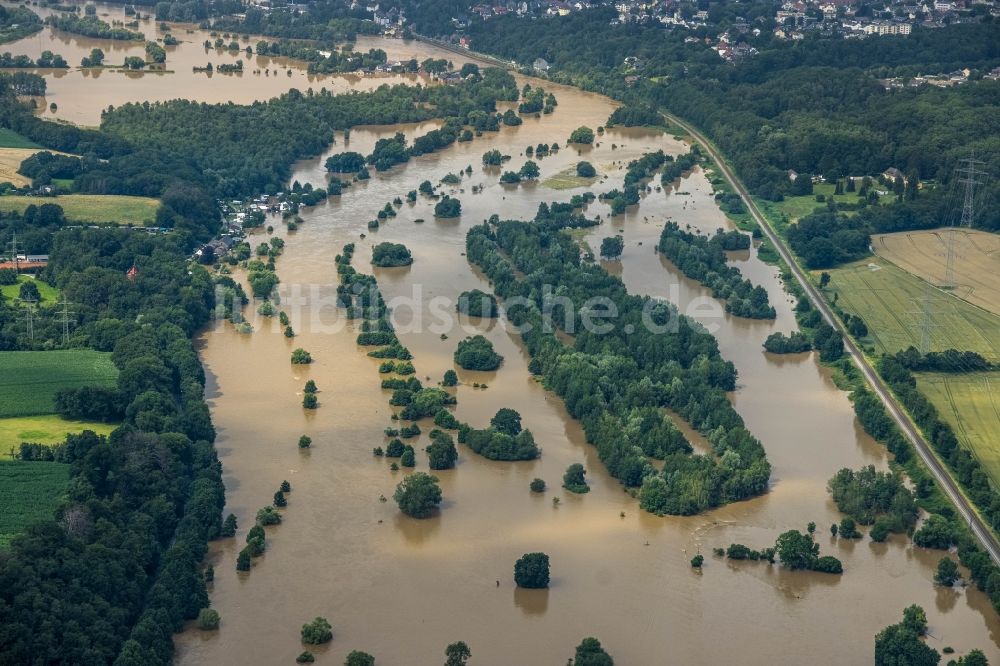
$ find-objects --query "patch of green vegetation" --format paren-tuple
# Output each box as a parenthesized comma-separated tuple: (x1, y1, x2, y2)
(825, 259, 1000, 362)
(0, 194, 160, 225)
(541, 167, 595, 191)
(0, 128, 41, 150)
(0, 415, 115, 452)
(0, 351, 119, 418)
(0, 460, 69, 547)
(0, 275, 60, 304)
(916, 372, 1000, 486)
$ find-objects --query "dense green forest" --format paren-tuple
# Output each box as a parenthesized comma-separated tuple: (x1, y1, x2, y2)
(98, 68, 517, 197)
(466, 206, 770, 514)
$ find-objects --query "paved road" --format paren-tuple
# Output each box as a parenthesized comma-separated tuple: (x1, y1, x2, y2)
(663, 113, 1000, 565)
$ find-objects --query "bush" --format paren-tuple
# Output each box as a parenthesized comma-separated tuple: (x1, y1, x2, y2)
(454, 335, 503, 370)
(236, 548, 251, 571)
(196, 608, 220, 630)
(302, 393, 318, 409)
(434, 409, 459, 429)
(514, 552, 550, 588)
(298, 435, 312, 448)
(296, 652, 315, 664)
(563, 463, 589, 494)
(291, 348, 312, 364)
(456, 289, 498, 317)
(301, 617, 332, 645)
(256, 506, 282, 526)
(935, 557, 959, 586)
(442, 369, 458, 386)
(568, 126, 595, 144)
(913, 514, 954, 550)
(427, 430, 458, 470)
(394, 472, 442, 518)
(811, 555, 843, 574)
(576, 161, 596, 178)
(763, 332, 811, 354)
(690, 554, 704, 568)
(434, 196, 462, 218)
(372, 242, 413, 267)
(529, 478, 546, 493)
(344, 651, 375, 666)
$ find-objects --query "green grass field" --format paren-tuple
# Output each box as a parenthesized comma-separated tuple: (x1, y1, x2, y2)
(0, 275, 60, 304)
(917, 372, 1000, 486)
(0, 414, 115, 452)
(0, 350, 119, 418)
(0, 194, 160, 225)
(0, 460, 69, 547)
(825, 259, 1000, 362)
(0, 129, 41, 150)
(754, 183, 892, 232)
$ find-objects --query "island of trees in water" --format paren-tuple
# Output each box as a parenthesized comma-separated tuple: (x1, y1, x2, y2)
(466, 204, 771, 514)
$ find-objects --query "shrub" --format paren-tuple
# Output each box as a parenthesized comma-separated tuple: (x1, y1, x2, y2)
(530, 478, 546, 493)
(514, 552, 550, 588)
(563, 463, 589, 494)
(454, 335, 503, 370)
(372, 242, 413, 267)
(394, 472, 442, 518)
(301, 617, 333, 645)
(291, 348, 312, 364)
(256, 506, 282, 525)
(298, 435, 312, 448)
(197, 608, 220, 630)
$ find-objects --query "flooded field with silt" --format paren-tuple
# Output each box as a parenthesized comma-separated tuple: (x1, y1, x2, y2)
(7, 10, 998, 663)
(174, 49, 999, 665)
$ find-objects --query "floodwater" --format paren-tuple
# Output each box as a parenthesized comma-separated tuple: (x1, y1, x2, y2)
(0, 1, 433, 125)
(8, 12, 999, 664)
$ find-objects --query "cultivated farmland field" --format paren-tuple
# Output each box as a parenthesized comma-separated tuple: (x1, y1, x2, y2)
(0, 194, 160, 225)
(0, 148, 41, 188)
(826, 258, 1000, 362)
(917, 372, 1000, 486)
(0, 350, 118, 418)
(873, 229, 1000, 316)
(0, 414, 115, 451)
(0, 460, 69, 547)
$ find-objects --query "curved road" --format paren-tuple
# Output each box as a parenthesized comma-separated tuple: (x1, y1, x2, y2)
(663, 113, 1000, 565)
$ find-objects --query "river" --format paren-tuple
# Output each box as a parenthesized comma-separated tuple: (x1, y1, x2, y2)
(4, 11, 999, 664)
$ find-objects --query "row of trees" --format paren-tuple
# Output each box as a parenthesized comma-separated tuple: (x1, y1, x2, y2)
(45, 14, 144, 40)
(658, 222, 775, 319)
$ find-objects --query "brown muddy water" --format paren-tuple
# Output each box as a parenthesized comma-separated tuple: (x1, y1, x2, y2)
(7, 14, 998, 664)
(177, 71, 1000, 665)
(0, 1, 435, 125)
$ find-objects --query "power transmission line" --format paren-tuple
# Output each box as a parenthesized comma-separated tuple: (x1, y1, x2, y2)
(55, 297, 75, 346)
(944, 156, 990, 289)
(20, 297, 36, 344)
